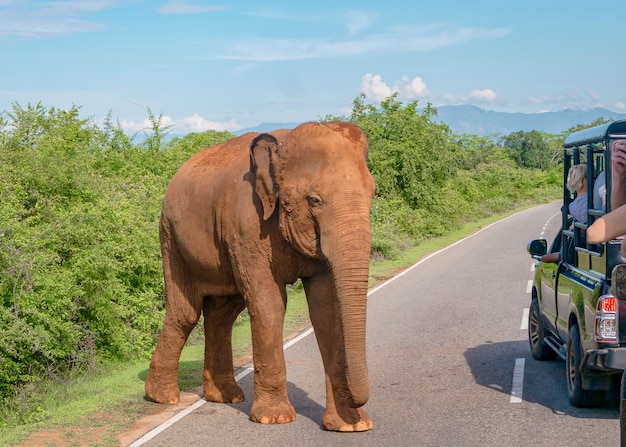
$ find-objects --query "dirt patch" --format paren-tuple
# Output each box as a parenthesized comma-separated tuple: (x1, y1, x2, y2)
(119, 352, 255, 447)
(17, 425, 109, 447)
(16, 331, 301, 447)
(117, 388, 204, 447)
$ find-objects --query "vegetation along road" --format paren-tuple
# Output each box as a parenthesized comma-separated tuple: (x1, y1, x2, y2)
(0, 101, 601, 445)
(125, 202, 619, 447)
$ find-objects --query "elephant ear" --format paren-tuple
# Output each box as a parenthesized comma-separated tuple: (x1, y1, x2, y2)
(250, 133, 279, 221)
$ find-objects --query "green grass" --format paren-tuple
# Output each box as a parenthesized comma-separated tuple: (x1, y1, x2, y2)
(0, 202, 543, 447)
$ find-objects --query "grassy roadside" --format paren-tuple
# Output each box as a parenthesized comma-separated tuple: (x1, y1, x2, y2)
(0, 204, 540, 447)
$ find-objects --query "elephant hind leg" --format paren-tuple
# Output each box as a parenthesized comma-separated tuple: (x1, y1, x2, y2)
(202, 294, 246, 403)
(145, 241, 203, 404)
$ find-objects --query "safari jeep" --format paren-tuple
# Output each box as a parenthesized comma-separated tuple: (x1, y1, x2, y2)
(527, 119, 626, 409)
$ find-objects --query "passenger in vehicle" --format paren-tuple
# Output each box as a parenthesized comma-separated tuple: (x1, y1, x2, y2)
(593, 169, 606, 210)
(588, 139, 626, 257)
(541, 251, 561, 263)
(541, 166, 589, 264)
(567, 164, 588, 223)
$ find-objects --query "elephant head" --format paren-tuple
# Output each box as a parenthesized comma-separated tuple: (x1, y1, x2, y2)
(250, 122, 375, 409)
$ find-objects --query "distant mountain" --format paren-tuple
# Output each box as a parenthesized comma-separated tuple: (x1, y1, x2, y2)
(233, 106, 626, 138)
(434, 105, 626, 136)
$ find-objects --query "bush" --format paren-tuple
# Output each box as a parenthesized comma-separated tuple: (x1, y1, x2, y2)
(351, 94, 562, 251)
(0, 103, 234, 405)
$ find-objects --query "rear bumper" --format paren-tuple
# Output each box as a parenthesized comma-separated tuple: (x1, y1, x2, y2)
(584, 348, 626, 372)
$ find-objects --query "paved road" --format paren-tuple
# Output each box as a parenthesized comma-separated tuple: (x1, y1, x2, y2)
(133, 202, 620, 447)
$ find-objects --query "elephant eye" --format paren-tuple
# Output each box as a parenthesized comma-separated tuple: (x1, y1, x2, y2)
(307, 194, 323, 208)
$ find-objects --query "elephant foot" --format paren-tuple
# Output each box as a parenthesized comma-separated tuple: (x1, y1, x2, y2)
(145, 380, 181, 404)
(249, 400, 296, 425)
(203, 380, 244, 403)
(322, 406, 373, 432)
(145, 370, 181, 404)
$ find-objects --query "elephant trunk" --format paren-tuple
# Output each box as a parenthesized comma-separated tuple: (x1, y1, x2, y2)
(324, 219, 371, 408)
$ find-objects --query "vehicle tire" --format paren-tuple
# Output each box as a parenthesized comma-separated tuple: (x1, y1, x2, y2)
(528, 299, 557, 361)
(566, 324, 605, 407)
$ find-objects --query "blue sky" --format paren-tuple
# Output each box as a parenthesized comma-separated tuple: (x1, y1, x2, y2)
(1, 0, 624, 134)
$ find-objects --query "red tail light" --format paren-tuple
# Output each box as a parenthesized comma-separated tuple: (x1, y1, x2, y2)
(595, 295, 617, 342)
(601, 297, 616, 313)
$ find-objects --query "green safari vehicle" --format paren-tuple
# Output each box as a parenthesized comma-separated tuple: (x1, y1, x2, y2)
(527, 120, 626, 438)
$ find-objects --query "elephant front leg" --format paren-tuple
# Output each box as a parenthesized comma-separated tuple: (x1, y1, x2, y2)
(246, 287, 296, 425)
(322, 376, 373, 432)
(303, 273, 373, 432)
(202, 295, 246, 403)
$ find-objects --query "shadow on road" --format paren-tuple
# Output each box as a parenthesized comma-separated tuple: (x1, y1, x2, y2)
(464, 339, 619, 420)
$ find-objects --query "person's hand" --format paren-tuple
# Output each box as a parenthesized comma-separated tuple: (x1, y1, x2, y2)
(612, 140, 626, 178)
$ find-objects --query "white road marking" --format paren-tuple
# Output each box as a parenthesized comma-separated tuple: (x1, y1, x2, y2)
(127, 398, 207, 447)
(526, 280, 533, 294)
(234, 367, 254, 382)
(521, 308, 529, 330)
(510, 358, 525, 403)
(283, 327, 314, 350)
(530, 263, 535, 272)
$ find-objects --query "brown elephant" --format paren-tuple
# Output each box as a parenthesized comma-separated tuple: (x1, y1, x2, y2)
(144, 121, 375, 432)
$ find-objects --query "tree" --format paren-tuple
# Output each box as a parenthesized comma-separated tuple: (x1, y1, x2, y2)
(500, 129, 551, 169)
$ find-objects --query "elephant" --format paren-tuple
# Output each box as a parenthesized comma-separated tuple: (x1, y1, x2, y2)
(144, 121, 375, 432)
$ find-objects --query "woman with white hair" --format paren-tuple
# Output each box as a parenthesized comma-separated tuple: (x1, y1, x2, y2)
(567, 164, 588, 223)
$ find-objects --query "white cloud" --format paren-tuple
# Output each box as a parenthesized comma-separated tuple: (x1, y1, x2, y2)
(360, 73, 505, 108)
(157, 1, 226, 14)
(178, 114, 240, 132)
(440, 89, 504, 107)
(585, 88, 601, 102)
(0, 0, 119, 39)
(360, 74, 395, 101)
(360, 74, 431, 102)
(36, 1, 120, 16)
(615, 102, 626, 110)
(469, 89, 497, 102)
(522, 90, 593, 109)
(119, 114, 241, 135)
(361, 73, 431, 101)
(215, 23, 511, 62)
(345, 10, 376, 34)
(400, 76, 430, 99)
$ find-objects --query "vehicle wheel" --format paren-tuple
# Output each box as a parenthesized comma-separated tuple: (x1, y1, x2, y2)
(528, 299, 557, 361)
(566, 324, 605, 407)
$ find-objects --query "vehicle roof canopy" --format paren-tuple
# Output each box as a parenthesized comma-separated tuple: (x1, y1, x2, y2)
(563, 119, 626, 148)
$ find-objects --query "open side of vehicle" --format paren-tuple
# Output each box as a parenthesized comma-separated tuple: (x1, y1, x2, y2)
(527, 119, 626, 408)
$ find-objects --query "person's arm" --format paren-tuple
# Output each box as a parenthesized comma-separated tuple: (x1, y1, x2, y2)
(587, 203, 626, 243)
(540, 252, 560, 263)
(611, 147, 626, 209)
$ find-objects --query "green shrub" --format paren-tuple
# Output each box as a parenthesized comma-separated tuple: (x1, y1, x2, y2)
(0, 103, 234, 407)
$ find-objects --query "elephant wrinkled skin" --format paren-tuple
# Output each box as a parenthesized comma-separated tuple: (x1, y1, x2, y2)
(144, 122, 375, 432)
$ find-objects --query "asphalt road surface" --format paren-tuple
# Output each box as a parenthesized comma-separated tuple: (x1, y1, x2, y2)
(131, 202, 621, 447)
